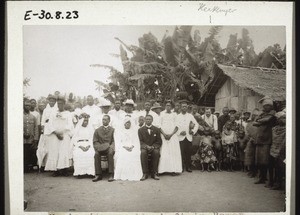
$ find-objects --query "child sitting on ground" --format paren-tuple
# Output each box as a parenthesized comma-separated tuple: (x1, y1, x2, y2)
(212, 130, 223, 171)
(199, 127, 217, 172)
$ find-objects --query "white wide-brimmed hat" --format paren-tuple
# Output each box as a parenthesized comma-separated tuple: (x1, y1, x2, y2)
(99, 99, 112, 107)
(124, 99, 135, 106)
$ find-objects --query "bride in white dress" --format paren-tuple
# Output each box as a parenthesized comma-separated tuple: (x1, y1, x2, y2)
(72, 114, 95, 177)
(114, 116, 143, 181)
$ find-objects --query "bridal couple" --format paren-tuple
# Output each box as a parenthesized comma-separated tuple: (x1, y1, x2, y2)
(92, 114, 163, 182)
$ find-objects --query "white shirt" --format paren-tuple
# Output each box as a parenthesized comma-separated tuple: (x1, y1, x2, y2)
(146, 125, 152, 134)
(108, 109, 126, 122)
(176, 112, 199, 142)
(202, 114, 218, 131)
(41, 104, 58, 126)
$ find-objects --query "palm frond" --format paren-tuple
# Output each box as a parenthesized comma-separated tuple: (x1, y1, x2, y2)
(90, 64, 122, 73)
(208, 26, 222, 40)
(128, 74, 157, 81)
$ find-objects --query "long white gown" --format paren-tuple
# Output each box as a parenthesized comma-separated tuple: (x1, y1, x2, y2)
(158, 111, 182, 173)
(114, 122, 143, 181)
(44, 110, 74, 171)
(37, 103, 58, 168)
(72, 120, 95, 176)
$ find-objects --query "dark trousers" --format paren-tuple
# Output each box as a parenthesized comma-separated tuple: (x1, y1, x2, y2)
(180, 138, 192, 170)
(141, 148, 160, 174)
(268, 155, 284, 186)
(258, 165, 268, 181)
(24, 144, 37, 171)
(94, 148, 114, 175)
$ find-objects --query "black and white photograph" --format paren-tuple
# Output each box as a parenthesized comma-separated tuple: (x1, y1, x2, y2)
(6, 1, 294, 215)
(22, 24, 287, 212)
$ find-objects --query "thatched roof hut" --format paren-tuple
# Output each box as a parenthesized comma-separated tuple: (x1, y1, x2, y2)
(199, 64, 286, 112)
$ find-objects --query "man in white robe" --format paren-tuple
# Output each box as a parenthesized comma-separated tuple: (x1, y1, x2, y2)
(82, 95, 102, 130)
(108, 99, 126, 123)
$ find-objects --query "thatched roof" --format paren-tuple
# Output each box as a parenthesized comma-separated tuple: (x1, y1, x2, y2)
(217, 64, 286, 101)
(199, 64, 286, 106)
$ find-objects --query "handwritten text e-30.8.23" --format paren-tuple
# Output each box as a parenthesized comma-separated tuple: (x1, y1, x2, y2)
(24, 10, 79, 20)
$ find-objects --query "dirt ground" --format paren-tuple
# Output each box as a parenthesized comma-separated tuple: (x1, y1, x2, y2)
(24, 169, 286, 213)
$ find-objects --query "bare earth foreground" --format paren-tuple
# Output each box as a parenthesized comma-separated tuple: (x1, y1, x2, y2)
(24, 170, 285, 212)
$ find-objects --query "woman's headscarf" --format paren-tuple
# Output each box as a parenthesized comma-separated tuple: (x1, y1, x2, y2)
(71, 113, 94, 143)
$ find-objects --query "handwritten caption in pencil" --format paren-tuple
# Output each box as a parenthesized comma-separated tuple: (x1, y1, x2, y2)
(198, 3, 237, 16)
(24, 10, 79, 21)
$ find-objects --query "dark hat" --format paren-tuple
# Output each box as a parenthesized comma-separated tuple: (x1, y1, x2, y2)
(258, 96, 273, 106)
(178, 99, 189, 104)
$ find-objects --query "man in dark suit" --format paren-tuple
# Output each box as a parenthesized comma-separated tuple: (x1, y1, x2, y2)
(138, 115, 162, 180)
(218, 107, 230, 133)
(92, 115, 115, 182)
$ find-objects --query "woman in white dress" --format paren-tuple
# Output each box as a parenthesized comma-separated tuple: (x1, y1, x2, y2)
(72, 113, 95, 177)
(114, 116, 143, 181)
(158, 100, 182, 175)
(43, 96, 74, 176)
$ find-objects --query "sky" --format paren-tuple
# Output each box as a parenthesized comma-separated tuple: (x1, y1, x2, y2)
(23, 25, 285, 100)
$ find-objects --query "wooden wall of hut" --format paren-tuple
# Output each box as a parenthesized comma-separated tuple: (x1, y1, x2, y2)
(214, 79, 263, 113)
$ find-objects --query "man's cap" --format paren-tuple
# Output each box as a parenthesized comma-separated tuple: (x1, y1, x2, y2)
(151, 102, 162, 110)
(258, 96, 273, 106)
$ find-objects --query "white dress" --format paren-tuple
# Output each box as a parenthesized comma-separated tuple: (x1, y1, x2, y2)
(44, 110, 74, 171)
(158, 111, 182, 173)
(37, 103, 58, 168)
(114, 126, 143, 181)
(72, 126, 95, 176)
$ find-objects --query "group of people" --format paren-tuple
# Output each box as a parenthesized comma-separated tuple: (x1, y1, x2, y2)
(23, 94, 286, 190)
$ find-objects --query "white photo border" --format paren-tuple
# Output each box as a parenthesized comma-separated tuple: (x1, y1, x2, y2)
(6, 1, 294, 215)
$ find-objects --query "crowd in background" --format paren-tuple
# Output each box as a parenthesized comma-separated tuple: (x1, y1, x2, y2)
(23, 93, 286, 190)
